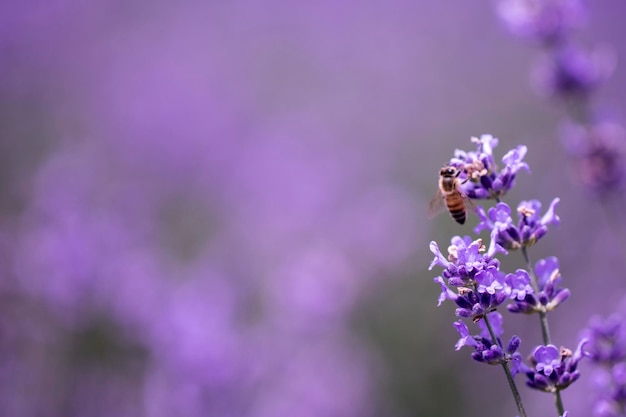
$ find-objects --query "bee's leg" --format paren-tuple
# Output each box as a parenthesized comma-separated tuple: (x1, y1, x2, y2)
(456, 167, 471, 184)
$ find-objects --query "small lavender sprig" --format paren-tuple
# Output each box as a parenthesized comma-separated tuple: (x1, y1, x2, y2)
(521, 340, 587, 410)
(450, 134, 530, 200)
(474, 199, 560, 254)
(507, 257, 570, 317)
(429, 136, 587, 417)
(474, 200, 565, 343)
(430, 236, 527, 417)
(472, 172, 571, 416)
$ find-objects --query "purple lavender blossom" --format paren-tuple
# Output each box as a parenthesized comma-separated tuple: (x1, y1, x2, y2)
(508, 258, 570, 314)
(430, 236, 515, 322)
(435, 267, 509, 322)
(561, 121, 626, 195)
(454, 320, 479, 350)
(582, 310, 626, 416)
(429, 235, 503, 286)
(522, 339, 588, 393)
(449, 134, 530, 200)
(496, 0, 587, 44)
(475, 199, 560, 251)
(430, 236, 510, 321)
(532, 44, 614, 99)
(506, 269, 534, 303)
(453, 313, 522, 374)
(455, 266, 510, 321)
(584, 313, 626, 365)
(588, 363, 626, 417)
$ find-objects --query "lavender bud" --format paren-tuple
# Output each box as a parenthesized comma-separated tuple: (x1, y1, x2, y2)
(507, 335, 521, 354)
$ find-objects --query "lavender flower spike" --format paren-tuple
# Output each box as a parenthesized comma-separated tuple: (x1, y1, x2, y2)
(582, 311, 626, 416)
(475, 198, 560, 250)
(430, 236, 509, 321)
(561, 121, 626, 196)
(434, 265, 510, 322)
(522, 339, 588, 393)
(428, 236, 501, 285)
(453, 312, 523, 374)
(583, 313, 626, 365)
(508, 257, 570, 314)
(449, 134, 530, 200)
(533, 44, 612, 99)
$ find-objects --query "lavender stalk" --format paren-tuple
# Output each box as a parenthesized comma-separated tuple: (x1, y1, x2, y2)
(429, 135, 586, 417)
(483, 312, 528, 417)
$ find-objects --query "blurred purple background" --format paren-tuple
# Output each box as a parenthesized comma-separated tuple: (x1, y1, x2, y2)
(2, 1, 626, 416)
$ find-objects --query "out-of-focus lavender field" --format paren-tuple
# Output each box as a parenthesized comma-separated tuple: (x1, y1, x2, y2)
(2, 1, 626, 416)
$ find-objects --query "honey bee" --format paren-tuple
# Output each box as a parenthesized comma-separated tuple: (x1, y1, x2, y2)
(429, 165, 475, 225)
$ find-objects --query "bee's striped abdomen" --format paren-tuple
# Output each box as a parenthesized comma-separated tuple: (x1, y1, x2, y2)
(446, 195, 466, 225)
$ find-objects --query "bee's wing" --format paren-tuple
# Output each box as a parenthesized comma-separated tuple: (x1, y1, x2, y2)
(427, 188, 445, 219)
(461, 192, 477, 213)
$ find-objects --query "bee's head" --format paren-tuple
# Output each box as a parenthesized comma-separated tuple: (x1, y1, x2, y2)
(440, 166, 458, 177)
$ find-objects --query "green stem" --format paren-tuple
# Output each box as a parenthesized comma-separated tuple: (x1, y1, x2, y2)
(521, 247, 565, 417)
(521, 247, 552, 344)
(483, 313, 527, 417)
(555, 389, 565, 416)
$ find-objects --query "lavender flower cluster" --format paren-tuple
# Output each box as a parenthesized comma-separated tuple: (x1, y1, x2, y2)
(496, 0, 626, 196)
(582, 308, 626, 416)
(429, 136, 587, 417)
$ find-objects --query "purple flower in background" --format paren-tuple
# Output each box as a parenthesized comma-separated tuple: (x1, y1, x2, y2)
(496, 0, 622, 203)
(508, 258, 570, 314)
(588, 363, 626, 417)
(496, 0, 587, 43)
(532, 44, 614, 99)
(449, 134, 529, 200)
(522, 339, 588, 393)
(5, 2, 427, 415)
(475, 199, 560, 250)
(584, 314, 626, 365)
(561, 121, 626, 195)
(11, 133, 404, 417)
(583, 309, 626, 416)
